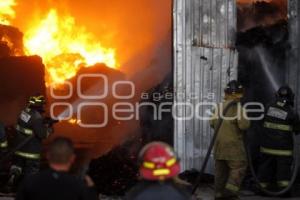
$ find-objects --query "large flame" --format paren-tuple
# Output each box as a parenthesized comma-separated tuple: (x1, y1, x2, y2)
(24, 9, 117, 86)
(0, 0, 16, 25)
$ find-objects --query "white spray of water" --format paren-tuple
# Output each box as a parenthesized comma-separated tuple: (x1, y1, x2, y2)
(255, 46, 280, 91)
(56, 81, 106, 120)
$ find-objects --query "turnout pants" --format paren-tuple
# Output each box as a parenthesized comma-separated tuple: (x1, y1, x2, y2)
(9, 155, 40, 187)
(257, 153, 293, 189)
(215, 160, 247, 199)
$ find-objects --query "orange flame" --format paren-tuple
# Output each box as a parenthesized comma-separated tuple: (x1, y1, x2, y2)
(24, 9, 117, 87)
(68, 118, 81, 125)
(0, 0, 16, 25)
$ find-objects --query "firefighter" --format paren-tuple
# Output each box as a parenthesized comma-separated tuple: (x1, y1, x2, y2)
(125, 142, 191, 200)
(210, 80, 250, 200)
(257, 86, 300, 191)
(0, 122, 8, 153)
(7, 95, 53, 189)
(0, 122, 8, 172)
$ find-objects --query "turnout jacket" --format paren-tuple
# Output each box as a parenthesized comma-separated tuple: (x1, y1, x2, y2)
(124, 180, 191, 200)
(14, 107, 50, 159)
(0, 122, 7, 149)
(260, 101, 300, 155)
(210, 100, 250, 161)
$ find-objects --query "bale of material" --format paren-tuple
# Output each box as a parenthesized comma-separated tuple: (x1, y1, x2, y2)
(0, 56, 46, 125)
(0, 25, 24, 57)
(49, 63, 130, 156)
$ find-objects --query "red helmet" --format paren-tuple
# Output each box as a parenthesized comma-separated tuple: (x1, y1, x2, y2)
(139, 142, 180, 181)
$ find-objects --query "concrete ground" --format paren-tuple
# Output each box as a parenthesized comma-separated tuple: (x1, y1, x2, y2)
(196, 186, 300, 200)
(0, 187, 299, 200)
(1, 196, 299, 200)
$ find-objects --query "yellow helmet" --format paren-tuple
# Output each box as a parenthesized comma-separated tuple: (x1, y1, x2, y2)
(28, 95, 46, 107)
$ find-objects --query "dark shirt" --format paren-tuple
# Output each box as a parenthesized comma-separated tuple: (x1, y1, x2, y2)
(124, 180, 192, 200)
(16, 169, 98, 200)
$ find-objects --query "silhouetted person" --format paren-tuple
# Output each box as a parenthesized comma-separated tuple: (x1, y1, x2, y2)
(16, 137, 97, 200)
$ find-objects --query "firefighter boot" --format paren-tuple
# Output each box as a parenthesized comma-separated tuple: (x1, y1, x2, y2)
(4, 165, 22, 193)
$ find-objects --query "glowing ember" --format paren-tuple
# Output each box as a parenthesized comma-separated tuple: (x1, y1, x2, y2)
(24, 9, 117, 87)
(68, 118, 81, 125)
(0, 0, 16, 25)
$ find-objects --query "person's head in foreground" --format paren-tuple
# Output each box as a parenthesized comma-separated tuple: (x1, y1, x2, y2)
(47, 137, 75, 172)
(139, 141, 180, 181)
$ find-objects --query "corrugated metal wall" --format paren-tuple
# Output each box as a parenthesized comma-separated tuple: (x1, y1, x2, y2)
(287, 0, 300, 159)
(287, 0, 300, 114)
(173, 0, 238, 172)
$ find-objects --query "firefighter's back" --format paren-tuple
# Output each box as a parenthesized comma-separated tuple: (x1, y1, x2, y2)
(16, 169, 93, 200)
(125, 180, 191, 200)
(261, 101, 297, 152)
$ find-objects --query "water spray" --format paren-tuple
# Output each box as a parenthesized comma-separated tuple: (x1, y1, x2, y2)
(255, 46, 280, 92)
(53, 80, 107, 123)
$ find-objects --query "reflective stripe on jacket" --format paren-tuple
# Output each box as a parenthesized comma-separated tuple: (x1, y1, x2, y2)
(15, 151, 40, 159)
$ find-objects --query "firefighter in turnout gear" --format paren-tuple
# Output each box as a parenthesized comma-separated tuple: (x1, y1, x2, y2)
(0, 122, 8, 152)
(7, 95, 53, 189)
(257, 86, 300, 191)
(125, 142, 191, 200)
(210, 80, 250, 200)
(0, 122, 8, 178)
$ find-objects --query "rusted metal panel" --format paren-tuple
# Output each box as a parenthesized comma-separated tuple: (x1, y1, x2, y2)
(287, 0, 300, 157)
(173, 0, 237, 172)
(287, 0, 300, 114)
(192, 0, 236, 48)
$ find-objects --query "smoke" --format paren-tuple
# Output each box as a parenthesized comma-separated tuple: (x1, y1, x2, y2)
(255, 46, 280, 91)
(237, 0, 287, 31)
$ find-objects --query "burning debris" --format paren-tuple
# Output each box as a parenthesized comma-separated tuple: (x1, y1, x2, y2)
(23, 9, 117, 87)
(0, 24, 23, 57)
(0, 0, 173, 197)
(0, 0, 16, 25)
(89, 137, 141, 196)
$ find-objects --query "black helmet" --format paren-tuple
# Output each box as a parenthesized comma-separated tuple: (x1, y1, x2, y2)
(28, 95, 46, 108)
(276, 86, 295, 106)
(224, 80, 244, 94)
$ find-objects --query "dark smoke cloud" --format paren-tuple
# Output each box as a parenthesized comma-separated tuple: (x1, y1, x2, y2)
(237, 0, 287, 31)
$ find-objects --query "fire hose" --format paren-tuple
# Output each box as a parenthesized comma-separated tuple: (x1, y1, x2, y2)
(192, 100, 299, 196)
(192, 100, 238, 194)
(244, 130, 299, 196)
(0, 135, 34, 164)
(0, 118, 58, 164)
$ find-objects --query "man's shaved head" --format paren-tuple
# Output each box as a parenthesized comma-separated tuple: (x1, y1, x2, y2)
(48, 137, 74, 164)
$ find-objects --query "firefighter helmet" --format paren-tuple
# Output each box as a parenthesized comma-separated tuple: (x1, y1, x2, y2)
(139, 142, 180, 181)
(276, 86, 295, 106)
(224, 80, 244, 94)
(28, 95, 46, 108)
